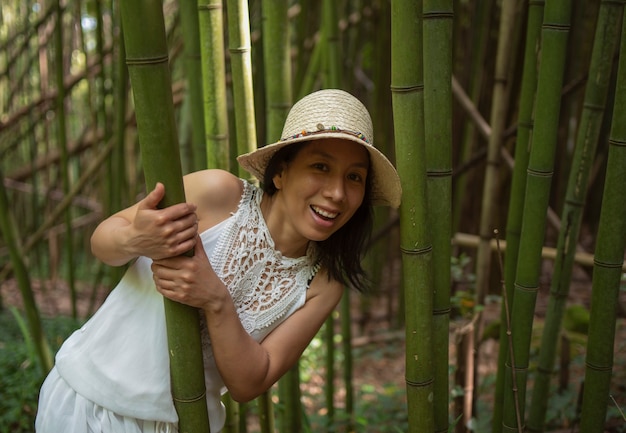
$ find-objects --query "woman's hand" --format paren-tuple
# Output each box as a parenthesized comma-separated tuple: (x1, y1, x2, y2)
(128, 182, 198, 260)
(90, 182, 198, 266)
(151, 235, 229, 310)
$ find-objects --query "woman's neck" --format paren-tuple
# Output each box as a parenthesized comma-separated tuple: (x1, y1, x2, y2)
(260, 194, 310, 258)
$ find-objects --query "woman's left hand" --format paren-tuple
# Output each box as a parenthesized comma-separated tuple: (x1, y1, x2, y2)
(151, 235, 228, 309)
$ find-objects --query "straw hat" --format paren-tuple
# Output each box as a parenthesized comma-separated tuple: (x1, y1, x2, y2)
(237, 89, 402, 208)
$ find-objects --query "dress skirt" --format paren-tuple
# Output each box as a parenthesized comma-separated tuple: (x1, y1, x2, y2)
(35, 367, 177, 433)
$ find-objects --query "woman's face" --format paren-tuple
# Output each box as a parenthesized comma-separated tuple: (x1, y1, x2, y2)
(270, 138, 370, 246)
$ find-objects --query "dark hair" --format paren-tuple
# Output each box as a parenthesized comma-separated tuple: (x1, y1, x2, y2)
(262, 141, 373, 292)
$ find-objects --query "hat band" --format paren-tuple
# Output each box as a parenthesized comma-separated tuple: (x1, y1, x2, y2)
(281, 123, 371, 144)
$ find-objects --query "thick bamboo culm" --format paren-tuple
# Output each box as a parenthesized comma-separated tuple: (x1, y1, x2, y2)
(422, 0, 453, 430)
(391, 0, 435, 431)
(118, 0, 210, 432)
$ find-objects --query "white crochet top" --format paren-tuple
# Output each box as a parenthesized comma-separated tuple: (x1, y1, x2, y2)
(208, 180, 319, 338)
(54, 180, 320, 432)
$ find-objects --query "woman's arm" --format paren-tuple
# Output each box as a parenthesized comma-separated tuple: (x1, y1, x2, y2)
(151, 239, 343, 402)
(90, 169, 241, 267)
(90, 182, 199, 266)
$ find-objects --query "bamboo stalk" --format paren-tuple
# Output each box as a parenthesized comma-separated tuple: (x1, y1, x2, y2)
(473, 2, 520, 427)
(260, 1, 302, 430)
(579, 7, 626, 430)
(198, 0, 230, 171)
(451, 0, 494, 234)
(474, 0, 517, 315)
(527, 2, 624, 430)
(321, 1, 343, 426)
(391, 0, 435, 431)
(502, 1, 572, 429)
(226, 0, 257, 178)
(180, 0, 207, 171)
(493, 2, 545, 431)
(0, 166, 53, 374)
(53, 0, 78, 319)
(423, 0, 453, 429)
(119, 0, 210, 431)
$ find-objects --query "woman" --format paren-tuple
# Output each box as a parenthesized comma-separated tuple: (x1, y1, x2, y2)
(35, 89, 401, 433)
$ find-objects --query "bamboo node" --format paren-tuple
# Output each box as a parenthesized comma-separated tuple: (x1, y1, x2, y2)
(585, 361, 613, 372)
(126, 55, 169, 66)
(405, 377, 434, 388)
(608, 138, 626, 147)
(593, 258, 624, 269)
(390, 84, 424, 93)
(173, 391, 207, 403)
(400, 245, 433, 255)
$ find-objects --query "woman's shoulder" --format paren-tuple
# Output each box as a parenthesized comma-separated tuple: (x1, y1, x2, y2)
(306, 267, 344, 306)
(184, 169, 246, 227)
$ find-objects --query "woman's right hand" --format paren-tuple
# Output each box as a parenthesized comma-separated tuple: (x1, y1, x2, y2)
(128, 182, 198, 260)
(90, 182, 198, 266)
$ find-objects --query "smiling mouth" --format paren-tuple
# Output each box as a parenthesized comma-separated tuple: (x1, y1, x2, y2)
(311, 205, 339, 220)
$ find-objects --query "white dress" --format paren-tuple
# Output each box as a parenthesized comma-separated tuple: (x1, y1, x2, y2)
(35, 181, 320, 433)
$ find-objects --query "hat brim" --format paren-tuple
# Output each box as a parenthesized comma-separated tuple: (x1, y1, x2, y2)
(237, 132, 402, 208)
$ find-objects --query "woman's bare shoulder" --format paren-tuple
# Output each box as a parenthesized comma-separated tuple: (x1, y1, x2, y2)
(306, 267, 344, 306)
(183, 169, 245, 226)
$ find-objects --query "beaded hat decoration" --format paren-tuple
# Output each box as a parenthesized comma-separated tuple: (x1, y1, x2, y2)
(237, 89, 402, 208)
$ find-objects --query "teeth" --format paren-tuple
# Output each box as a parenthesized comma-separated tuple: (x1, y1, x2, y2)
(312, 205, 338, 219)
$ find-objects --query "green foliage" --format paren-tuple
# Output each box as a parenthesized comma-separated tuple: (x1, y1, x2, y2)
(299, 332, 408, 432)
(0, 312, 79, 433)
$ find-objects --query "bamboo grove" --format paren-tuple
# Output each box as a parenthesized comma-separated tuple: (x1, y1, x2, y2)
(1, 0, 625, 432)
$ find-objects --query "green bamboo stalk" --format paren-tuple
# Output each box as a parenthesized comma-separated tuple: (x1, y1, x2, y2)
(226, 0, 257, 178)
(106, 7, 129, 286)
(365, 0, 394, 322)
(527, 2, 624, 431)
(493, 2, 544, 431)
(262, 0, 292, 143)
(501, 1, 572, 430)
(474, 0, 517, 312)
(579, 7, 626, 430)
(473, 1, 518, 426)
(0, 166, 53, 374)
(422, 0, 453, 430)
(109, 10, 129, 215)
(451, 0, 494, 234)
(340, 290, 354, 429)
(180, 0, 207, 171)
(292, 0, 319, 95)
(324, 317, 336, 424)
(260, 1, 302, 430)
(53, 0, 78, 319)
(198, 0, 230, 170)
(119, 1, 210, 431)
(297, 35, 323, 100)
(94, 0, 109, 142)
(391, 0, 435, 431)
(322, 1, 342, 426)
(323, 0, 341, 87)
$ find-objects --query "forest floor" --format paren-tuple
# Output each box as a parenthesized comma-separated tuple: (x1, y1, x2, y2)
(1, 259, 625, 432)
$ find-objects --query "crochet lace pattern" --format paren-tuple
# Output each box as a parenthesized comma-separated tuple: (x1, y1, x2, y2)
(209, 181, 320, 335)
